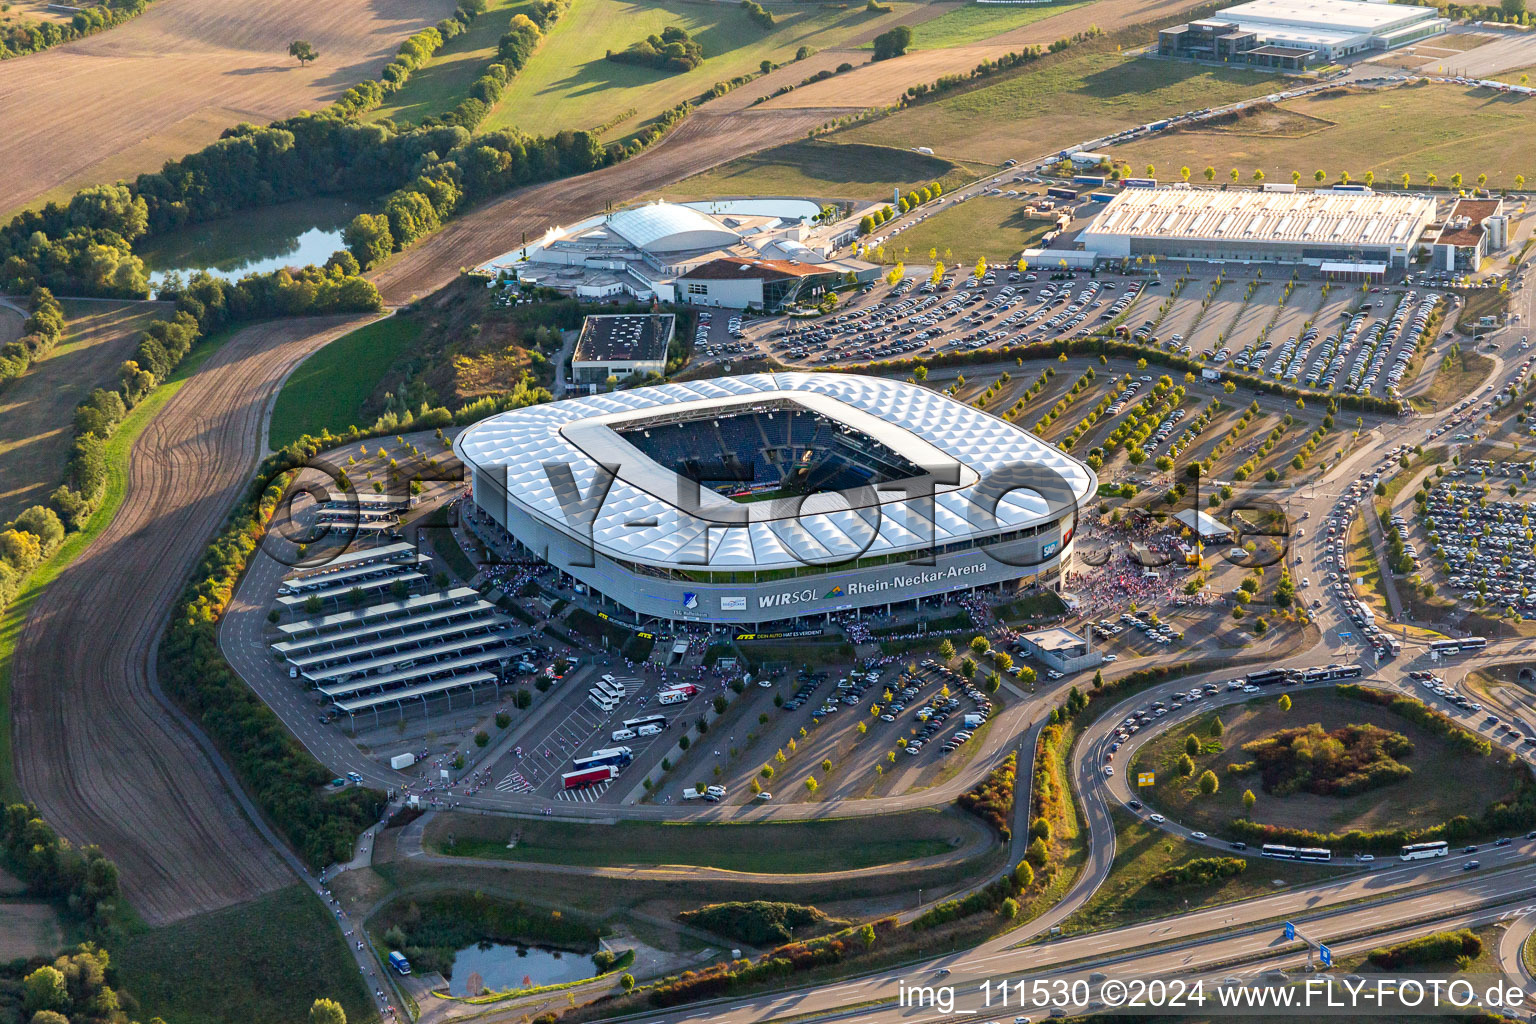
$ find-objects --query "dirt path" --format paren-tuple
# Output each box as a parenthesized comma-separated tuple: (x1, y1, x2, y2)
(0, 0, 456, 216)
(0, 301, 167, 524)
(9, 314, 375, 925)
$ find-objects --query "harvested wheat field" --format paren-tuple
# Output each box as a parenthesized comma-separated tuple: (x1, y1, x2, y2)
(0, 0, 456, 216)
(9, 314, 376, 925)
(0, 300, 167, 524)
(762, 0, 1210, 110)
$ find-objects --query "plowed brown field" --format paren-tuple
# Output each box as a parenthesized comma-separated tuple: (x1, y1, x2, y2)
(9, 314, 376, 924)
(0, 0, 455, 216)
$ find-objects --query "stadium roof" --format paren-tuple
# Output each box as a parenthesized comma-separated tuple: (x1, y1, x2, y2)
(1083, 187, 1435, 250)
(606, 202, 740, 253)
(455, 374, 1097, 571)
(677, 257, 832, 281)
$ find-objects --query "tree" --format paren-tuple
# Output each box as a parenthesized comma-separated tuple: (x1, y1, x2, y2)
(1253, 168, 1265, 182)
(804, 776, 818, 793)
(1314, 169, 1326, 183)
(938, 637, 955, 659)
(970, 635, 989, 655)
(1291, 170, 1301, 185)
(1229, 168, 1240, 183)
(872, 25, 912, 60)
(994, 650, 1013, 673)
(974, 256, 987, 280)
(1145, 163, 1156, 178)
(1243, 788, 1257, 815)
(343, 211, 394, 270)
(1180, 166, 1191, 182)
(1451, 172, 1463, 189)
(1278, 693, 1292, 712)
(1198, 769, 1219, 795)
(960, 658, 975, 679)
(1184, 733, 1201, 757)
(1177, 753, 1195, 777)
(1204, 166, 1216, 182)
(621, 974, 636, 992)
(1026, 836, 1049, 867)
(288, 39, 319, 65)
(23, 967, 68, 1015)
(1015, 859, 1035, 888)
(1209, 716, 1223, 738)
(1504, 0, 1527, 15)
(311, 999, 347, 1024)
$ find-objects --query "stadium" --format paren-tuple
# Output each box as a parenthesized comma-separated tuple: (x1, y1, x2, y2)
(455, 374, 1097, 628)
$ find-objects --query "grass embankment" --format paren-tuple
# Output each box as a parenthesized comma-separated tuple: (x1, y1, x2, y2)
(834, 49, 1276, 165)
(911, 0, 1092, 50)
(268, 314, 416, 449)
(1128, 692, 1524, 837)
(1060, 808, 1343, 935)
(1455, 288, 1510, 335)
(1409, 346, 1493, 413)
(1110, 80, 1536, 189)
(0, 326, 235, 801)
(112, 884, 373, 1024)
(657, 139, 982, 203)
(483, 0, 922, 137)
(889, 196, 1056, 264)
(423, 812, 961, 872)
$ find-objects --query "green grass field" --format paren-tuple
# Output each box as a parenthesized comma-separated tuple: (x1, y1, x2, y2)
(1060, 808, 1343, 935)
(0, 326, 235, 801)
(112, 885, 374, 1024)
(368, 0, 532, 125)
(911, 0, 1091, 50)
(480, 0, 919, 138)
(1409, 347, 1493, 413)
(833, 49, 1278, 165)
(883, 195, 1055, 265)
(1129, 691, 1525, 837)
(1108, 80, 1536, 188)
(652, 139, 982, 202)
(268, 315, 419, 449)
(425, 811, 968, 872)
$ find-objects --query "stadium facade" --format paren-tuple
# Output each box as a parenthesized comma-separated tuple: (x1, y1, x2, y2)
(455, 374, 1096, 627)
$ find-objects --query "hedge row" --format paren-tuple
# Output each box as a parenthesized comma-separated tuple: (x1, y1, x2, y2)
(1366, 929, 1481, 970)
(331, 0, 492, 118)
(957, 751, 1016, 841)
(0, 0, 152, 60)
(0, 288, 65, 389)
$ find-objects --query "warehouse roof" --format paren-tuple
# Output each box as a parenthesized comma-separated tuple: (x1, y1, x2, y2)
(1434, 199, 1501, 248)
(1082, 187, 1435, 250)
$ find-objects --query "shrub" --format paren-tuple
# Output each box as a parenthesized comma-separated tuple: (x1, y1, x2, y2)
(678, 901, 841, 945)
(957, 752, 1015, 840)
(1150, 856, 1246, 887)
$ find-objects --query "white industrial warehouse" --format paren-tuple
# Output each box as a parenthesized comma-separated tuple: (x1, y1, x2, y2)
(1078, 187, 1437, 268)
(1157, 0, 1447, 66)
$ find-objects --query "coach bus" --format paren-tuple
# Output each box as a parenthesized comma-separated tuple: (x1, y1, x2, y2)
(1262, 844, 1333, 862)
(1400, 841, 1449, 861)
(622, 714, 667, 732)
(572, 747, 634, 772)
(1431, 637, 1485, 656)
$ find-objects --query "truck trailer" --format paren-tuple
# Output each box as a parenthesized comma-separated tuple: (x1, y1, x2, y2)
(562, 765, 618, 789)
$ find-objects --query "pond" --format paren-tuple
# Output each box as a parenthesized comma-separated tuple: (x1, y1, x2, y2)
(447, 943, 595, 996)
(137, 197, 368, 287)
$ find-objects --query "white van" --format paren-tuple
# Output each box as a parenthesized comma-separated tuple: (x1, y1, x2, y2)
(681, 788, 704, 800)
(637, 723, 663, 737)
(611, 728, 636, 742)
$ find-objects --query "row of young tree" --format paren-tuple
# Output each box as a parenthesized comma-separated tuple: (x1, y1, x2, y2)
(0, 288, 65, 389)
(0, 0, 152, 60)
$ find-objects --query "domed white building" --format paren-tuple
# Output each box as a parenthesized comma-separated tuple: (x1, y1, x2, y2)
(479, 198, 877, 310)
